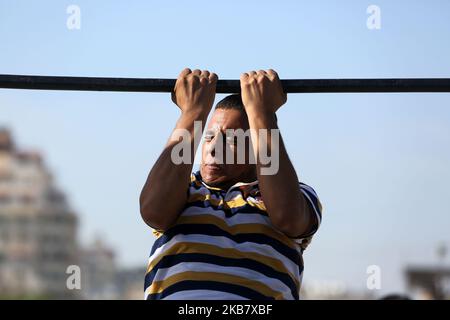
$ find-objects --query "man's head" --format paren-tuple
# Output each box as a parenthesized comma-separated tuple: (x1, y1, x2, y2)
(200, 94, 257, 189)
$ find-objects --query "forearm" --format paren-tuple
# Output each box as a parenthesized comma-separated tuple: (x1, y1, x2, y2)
(247, 111, 312, 237)
(139, 110, 207, 230)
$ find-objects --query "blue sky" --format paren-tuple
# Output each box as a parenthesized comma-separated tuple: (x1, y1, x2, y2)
(1, 0, 450, 296)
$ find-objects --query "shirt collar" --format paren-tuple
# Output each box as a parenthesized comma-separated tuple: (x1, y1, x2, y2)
(194, 171, 258, 193)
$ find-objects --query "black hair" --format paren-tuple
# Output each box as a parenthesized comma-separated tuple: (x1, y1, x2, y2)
(215, 94, 277, 122)
(215, 94, 246, 113)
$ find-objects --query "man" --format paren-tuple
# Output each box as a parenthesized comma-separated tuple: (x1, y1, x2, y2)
(140, 68, 322, 300)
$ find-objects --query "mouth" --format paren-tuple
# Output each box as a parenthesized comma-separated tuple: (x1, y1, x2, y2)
(204, 163, 223, 171)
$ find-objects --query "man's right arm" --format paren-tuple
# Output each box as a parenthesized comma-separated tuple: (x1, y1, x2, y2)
(139, 68, 217, 231)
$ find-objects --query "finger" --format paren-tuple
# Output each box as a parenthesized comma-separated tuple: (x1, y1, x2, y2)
(257, 70, 267, 81)
(257, 70, 267, 75)
(209, 72, 218, 83)
(192, 69, 201, 76)
(240, 73, 249, 82)
(179, 68, 191, 77)
(267, 69, 279, 80)
(248, 71, 257, 77)
(202, 70, 210, 77)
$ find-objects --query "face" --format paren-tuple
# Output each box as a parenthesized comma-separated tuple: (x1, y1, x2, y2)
(200, 108, 256, 189)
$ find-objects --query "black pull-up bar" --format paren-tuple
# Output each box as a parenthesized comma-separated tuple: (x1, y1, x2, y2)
(0, 74, 450, 93)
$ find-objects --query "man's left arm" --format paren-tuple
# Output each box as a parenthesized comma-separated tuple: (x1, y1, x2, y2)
(240, 69, 318, 238)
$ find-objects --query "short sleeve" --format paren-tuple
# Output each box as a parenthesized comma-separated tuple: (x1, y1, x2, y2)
(292, 182, 323, 247)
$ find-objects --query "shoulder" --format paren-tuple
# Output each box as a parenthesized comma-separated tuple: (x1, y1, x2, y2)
(298, 182, 323, 213)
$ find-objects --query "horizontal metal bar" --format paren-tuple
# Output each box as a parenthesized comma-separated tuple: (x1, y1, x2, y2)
(0, 74, 450, 93)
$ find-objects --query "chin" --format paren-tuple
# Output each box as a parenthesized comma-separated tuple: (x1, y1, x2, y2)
(201, 168, 226, 185)
(203, 174, 225, 186)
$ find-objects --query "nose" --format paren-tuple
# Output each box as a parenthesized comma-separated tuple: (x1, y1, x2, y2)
(209, 141, 216, 157)
(207, 135, 220, 157)
(206, 133, 225, 162)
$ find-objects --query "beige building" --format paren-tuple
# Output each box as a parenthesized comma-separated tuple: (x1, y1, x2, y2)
(0, 129, 78, 298)
(79, 237, 117, 299)
(0, 128, 147, 300)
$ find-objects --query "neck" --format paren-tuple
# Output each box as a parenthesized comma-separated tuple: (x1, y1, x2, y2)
(215, 169, 258, 190)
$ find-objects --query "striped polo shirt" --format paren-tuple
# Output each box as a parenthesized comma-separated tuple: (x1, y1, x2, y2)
(144, 171, 322, 300)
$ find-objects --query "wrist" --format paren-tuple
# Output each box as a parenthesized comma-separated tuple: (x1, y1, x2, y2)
(181, 107, 210, 121)
(246, 108, 277, 124)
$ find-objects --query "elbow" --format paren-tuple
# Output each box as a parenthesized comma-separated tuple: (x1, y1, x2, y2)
(272, 218, 309, 238)
(269, 205, 312, 238)
(139, 193, 173, 232)
(139, 194, 154, 227)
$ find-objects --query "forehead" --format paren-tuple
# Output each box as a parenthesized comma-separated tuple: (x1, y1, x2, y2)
(206, 108, 248, 132)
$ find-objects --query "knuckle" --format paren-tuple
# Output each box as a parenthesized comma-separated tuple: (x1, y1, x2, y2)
(257, 75, 267, 83)
(269, 69, 279, 78)
(248, 78, 256, 85)
(180, 68, 191, 77)
(240, 74, 249, 83)
(210, 74, 218, 82)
